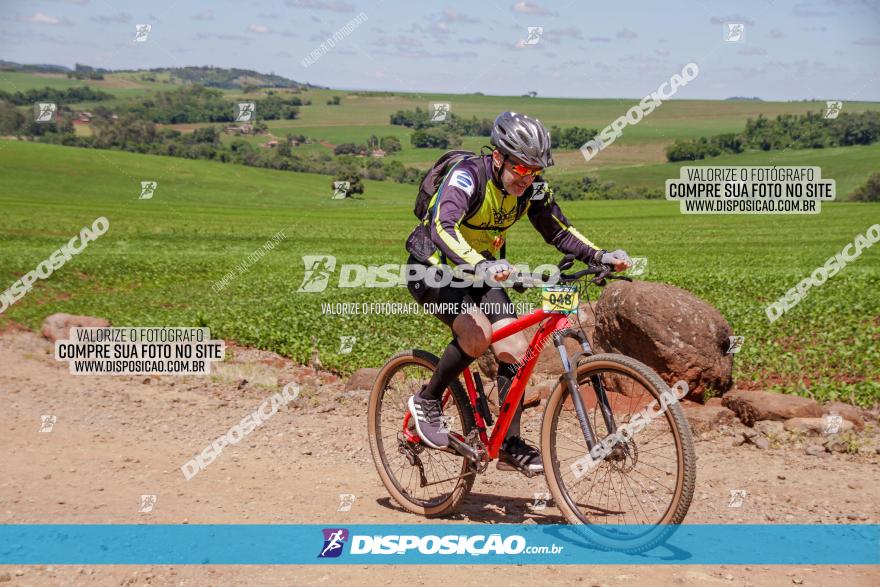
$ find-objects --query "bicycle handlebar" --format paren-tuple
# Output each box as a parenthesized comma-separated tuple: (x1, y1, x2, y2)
(510, 254, 633, 292)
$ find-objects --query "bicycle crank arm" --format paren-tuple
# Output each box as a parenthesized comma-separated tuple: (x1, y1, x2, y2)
(446, 434, 482, 464)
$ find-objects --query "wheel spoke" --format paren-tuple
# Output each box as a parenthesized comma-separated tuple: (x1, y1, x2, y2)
(368, 357, 475, 514)
(548, 362, 692, 532)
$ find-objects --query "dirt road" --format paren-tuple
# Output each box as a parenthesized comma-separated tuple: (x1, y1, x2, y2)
(1, 330, 877, 586)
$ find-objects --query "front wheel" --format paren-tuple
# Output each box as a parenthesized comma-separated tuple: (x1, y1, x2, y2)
(541, 353, 696, 553)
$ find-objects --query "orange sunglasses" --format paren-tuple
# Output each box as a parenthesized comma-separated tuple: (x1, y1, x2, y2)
(507, 160, 543, 177)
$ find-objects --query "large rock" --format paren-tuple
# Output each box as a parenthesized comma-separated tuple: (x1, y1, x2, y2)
(41, 313, 110, 342)
(753, 420, 786, 437)
(823, 402, 864, 431)
(784, 417, 855, 436)
(345, 367, 380, 391)
(523, 379, 557, 409)
(681, 402, 738, 434)
(722, 389, 823, 426)
(593, 280, 734, 402)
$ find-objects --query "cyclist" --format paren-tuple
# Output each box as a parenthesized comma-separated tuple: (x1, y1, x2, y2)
(406, 111, 632, 475)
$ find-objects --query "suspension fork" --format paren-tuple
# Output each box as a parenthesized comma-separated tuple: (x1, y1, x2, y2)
(553, 328, 618, 450)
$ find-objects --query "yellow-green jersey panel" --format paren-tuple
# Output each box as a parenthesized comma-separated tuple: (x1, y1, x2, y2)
(422, 155, 603, 267)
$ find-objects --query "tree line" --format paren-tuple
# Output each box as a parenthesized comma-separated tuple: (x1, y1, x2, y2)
(390, 107, 493, 149)
(114, 86, 304, 124)
(0, 86, 114, 106)
(666, 110, 880, 161)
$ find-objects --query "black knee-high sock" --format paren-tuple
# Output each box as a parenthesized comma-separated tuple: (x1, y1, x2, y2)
(497, 361, 518, 403)
(422, 339, 476, 401)
(497, 361, 522, 439)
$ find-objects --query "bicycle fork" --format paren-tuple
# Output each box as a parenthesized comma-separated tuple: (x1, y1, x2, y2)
(553, 328, 618, 453)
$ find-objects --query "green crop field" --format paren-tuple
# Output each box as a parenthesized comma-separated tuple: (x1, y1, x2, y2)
(1, 141, 877, 405)
(567, 142, 880, 197)
(6, 70, 880, 182)
(0, 70, 170, 99)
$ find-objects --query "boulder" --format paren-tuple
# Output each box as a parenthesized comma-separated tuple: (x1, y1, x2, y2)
(345, 367, 380, 392)
(822, 402, 864, 430)
(823, 435, 849, 453)
(805, 444, 826, 457)
(680, 402, 738, 434)
(784, 417, 855, 436)
(722, 390, 823, 426)
(523, 379, 557, 409)
(752, 436, 771, 450)
(753, 420, 786, 437)
(592, 280, 734, 402)
(41, 313, 110, 342)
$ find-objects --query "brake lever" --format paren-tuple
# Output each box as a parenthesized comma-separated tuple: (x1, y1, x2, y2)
(589, 264, 615, 287)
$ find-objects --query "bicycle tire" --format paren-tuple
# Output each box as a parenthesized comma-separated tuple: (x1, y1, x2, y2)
(541, 353, 696, 553)
(368, 349, 478, 517)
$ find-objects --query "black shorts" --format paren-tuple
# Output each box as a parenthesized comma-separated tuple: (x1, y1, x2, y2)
(405, 254, 518, 328)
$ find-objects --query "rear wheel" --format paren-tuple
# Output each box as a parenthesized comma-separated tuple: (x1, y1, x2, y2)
(541, 353, 696, 552)
(368, 349, 477, 517)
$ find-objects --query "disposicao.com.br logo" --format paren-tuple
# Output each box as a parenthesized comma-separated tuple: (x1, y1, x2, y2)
(317, 528, 562, 558)
(297, 254, 562, 292)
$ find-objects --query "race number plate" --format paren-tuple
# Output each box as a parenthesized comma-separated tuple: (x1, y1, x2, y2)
(542, 285, 578, 314)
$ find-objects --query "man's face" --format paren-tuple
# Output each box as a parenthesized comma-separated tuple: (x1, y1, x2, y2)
(492, 151, 542, 197)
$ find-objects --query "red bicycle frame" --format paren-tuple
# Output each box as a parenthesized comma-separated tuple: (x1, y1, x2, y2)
(402, 306, 578, 460)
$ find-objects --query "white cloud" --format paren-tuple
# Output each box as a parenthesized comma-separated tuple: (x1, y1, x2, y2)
(616, 28, 637, 39)
(285, 0, 355, 12)
(710, 15, 756, 25)
(512, 1, 556, 16)
(90, 13, 132, 24)
(249, 24, 270, 34)
(17, 12, 66, 25)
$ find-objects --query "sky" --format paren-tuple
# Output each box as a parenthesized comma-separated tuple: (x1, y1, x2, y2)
(2, 0, 879, 101)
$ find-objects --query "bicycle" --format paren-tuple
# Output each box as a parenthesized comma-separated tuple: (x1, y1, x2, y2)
(367, 254, 696, 553)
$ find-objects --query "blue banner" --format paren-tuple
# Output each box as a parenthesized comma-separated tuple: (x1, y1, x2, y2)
(0, 525, 876, 565)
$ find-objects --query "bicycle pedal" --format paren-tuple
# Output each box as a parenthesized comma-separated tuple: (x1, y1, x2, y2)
(496, 461, 543, 477)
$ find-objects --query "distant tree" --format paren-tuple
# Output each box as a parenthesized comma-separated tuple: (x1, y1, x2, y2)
(411, 128, 461, 149)
(332, 171, 364, 196)
(0, 100, 26, 135)
(550, 125, 597, 149)
(380, 135, 401, 153)
(327, 95, 341, 105)
(851, 172, 880, 202)
(334, 143, 359, 155)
